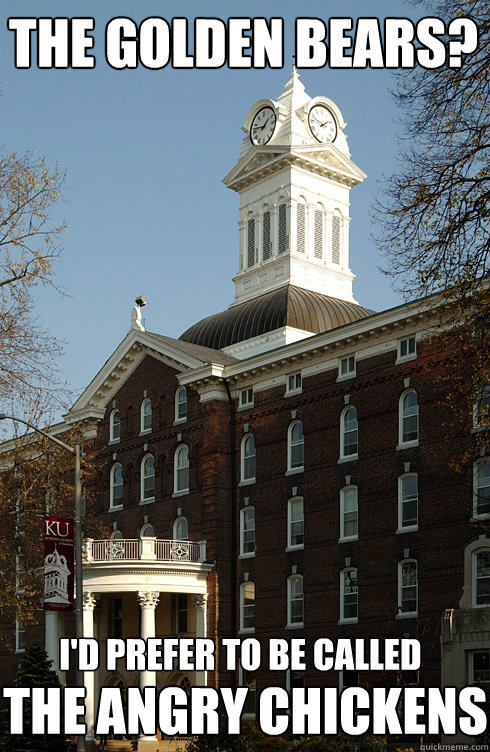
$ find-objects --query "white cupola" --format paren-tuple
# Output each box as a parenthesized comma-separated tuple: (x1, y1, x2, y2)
(223, 69, 367, 306)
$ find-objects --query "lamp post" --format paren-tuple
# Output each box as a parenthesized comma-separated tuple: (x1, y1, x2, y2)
(0, 414, 86, 752)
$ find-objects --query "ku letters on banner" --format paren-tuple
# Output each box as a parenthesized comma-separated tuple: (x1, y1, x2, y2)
(43, 516, 74, 612)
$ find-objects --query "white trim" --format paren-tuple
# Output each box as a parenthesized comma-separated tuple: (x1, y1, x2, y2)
(140, 398, 152, 434)
(473, 549, 490, 608)
(397, 559, 418, 618)
(339, 486, 358, 542)
(140, 453, 155, 504)
(397, 473, 418, 532)
(396, 335, 417, 364)
(340, 567, 358, 623)
(287, 420, 304, 472)
(109, 408, 121, 443)
(287, 574, 304, 627)
(240, 581, 255, 632)
(175, 387, 188, 423)
(241, 434, 256, 484)
(240, 506, 255, 557)
(174, 445, 189, 494)
(340, 405, 358, 460)
(110, 463, 123, 510)
(473, 458, 490, 519)
(287, 497, 304, 550)
(398, 389, 419, 447)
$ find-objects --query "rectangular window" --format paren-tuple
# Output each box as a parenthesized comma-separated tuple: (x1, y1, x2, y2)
(341, 569, 358, 621)
(240, 507, 255, 556)
(110, 597, 123, 638)
(288, 498, 304, 548)
(288, 576, 304, 626)
(475, 551, 490, 606)
(262, 211, 271, 261)
(474, 459, 490, 517)
(339, 355, 356, 378)
(340, 487, 358, 540)
(241, 582, 255, 631)
(286, 373, 302, 394)
(16, 553, 26, 593)
(470, 650, 489, 687)
(474, 383, 490, 428)
(399, 474, 418, 529)
(15, 618, 25, 653)
(399, 561, 418, 615)
(175, 593, 188, 633)
(398, 337, 417, 361)
(240, 388, 254, 408)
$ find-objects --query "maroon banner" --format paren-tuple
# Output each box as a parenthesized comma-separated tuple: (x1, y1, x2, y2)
(43, 516, 74, 612)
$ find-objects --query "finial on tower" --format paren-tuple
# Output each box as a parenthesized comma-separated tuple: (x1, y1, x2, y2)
(130, 295, 147, 332)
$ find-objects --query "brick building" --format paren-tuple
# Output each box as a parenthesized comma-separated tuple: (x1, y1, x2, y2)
(2, 71, 489, 748)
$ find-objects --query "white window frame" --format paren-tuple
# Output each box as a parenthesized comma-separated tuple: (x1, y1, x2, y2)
(473, 383, 490, 429)
(337, 355, 356, 381)
(240, 507, 255, 557)
(140, 398, 152, 434)
(239, 388, 254, 409)
(339, 486, 358, 542)
(240, 581, 255, 633)
(340, 406, 358, 461)
(287, 497, 304, 550)
(110, 463, 123, 510)
(175, 387, 188, 423)
(173, 516, 189, 541)
(174, 445, 189, 495)
(240, 434, 256, 485)
(109, 408, 121, 443)
(397, 473, 419, 532)
(398, 390, 419, 448)
(15, 617, 25, 654)
(473, 550, 490, 607)
(473, 458, 490, 519)
(140, 523, 155, 538)
(285, 372, 302, 396)
(469, 650, 489, 687)
(287, 420, 304, 473)
(396, 336, 417, 364)
(287, 574, 304, 628)
(339, 567, 358, 624)
(397, 559, 418, 618)
(140, 454, 155, 503)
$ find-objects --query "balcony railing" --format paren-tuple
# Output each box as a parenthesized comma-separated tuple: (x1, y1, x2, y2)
(84, 537, 206, 564)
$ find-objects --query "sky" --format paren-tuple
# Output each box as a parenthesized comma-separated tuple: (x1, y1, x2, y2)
(0, 1, 426, 412)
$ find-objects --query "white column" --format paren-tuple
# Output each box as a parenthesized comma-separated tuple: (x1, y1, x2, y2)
(45, 611, 60, 677)
(193, 594, 208, 687)
(83, 592, 98, 742)
(138, 591, 160, 749)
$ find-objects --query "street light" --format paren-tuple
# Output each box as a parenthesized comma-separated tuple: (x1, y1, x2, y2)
(0, 414, 86, 752)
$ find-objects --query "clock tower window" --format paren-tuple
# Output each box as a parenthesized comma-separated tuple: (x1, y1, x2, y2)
(247, 217, 256, 268)
(297, 203, 306, 254)
(278, 203, 288, 254)
(262, 210, 271, 261)
(314, 208, 324, 260)
(332, 211, 341, 265)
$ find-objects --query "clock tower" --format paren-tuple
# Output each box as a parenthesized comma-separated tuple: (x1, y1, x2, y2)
(223, 69, 367, 307)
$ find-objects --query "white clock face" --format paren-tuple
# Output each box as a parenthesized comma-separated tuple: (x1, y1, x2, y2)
(308, 105, 337, 144)
(250, 106, 277, 146)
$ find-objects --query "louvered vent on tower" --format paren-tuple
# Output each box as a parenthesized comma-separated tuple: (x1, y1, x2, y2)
(314, 209, 323, 259)
(278, 203, 287, 253)
(332, 213, 341, 265)
(297, 203, 306, 253)
(247, 218, 255, 268)
(263, 211, 271, 260)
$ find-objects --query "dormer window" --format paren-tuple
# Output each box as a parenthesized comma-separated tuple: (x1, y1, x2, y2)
(110, 409, 120, 442)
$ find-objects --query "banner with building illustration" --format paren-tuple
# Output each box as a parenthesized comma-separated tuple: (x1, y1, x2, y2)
(43, 516, 74, 612)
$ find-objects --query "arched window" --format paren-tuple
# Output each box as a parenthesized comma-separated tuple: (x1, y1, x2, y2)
(398, 474, 418, 530)
(287, 575, 304, 626)
(174, 445, 189, 494)
(473, 458, 490, 518)
(287, 497, 304, 549)
(288, 421, 304, 471)
(340, 407, 358, 459)
(331, 210, 341, 265)
(111, 529, 123, 540)
(140, 455, 155, 502)
(340, 568, 358, 622)
(173, 517, 189, 541)
(398, 559, 418, 617)
(314, 206, 324, 259)
(241, 435, 256, 483)
(110, 409, 120, 442)
(296, 202, 306, 254)
(110, 463, 123, 509)
(240, 507, 255, 556)
(340, 486, 358, 540)
(175, 387, 187, 422)
(140, 399, 152, 433)
(140, 523, 155, 538)
(262, 208, 271, 261)
(473, 550, 490, 606)
(240, 582, 255, 631)
(399, 390, 418, 445)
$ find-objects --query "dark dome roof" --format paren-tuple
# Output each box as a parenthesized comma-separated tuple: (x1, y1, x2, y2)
(179, 285, 374, 350)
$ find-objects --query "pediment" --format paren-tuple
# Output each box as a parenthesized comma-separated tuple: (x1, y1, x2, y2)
(223, 146, 288, 188)
(64, 329, 223, 430)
